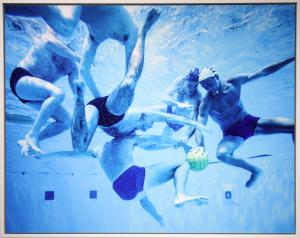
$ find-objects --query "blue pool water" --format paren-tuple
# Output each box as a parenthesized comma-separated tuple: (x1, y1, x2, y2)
(5, 4, 295, 234)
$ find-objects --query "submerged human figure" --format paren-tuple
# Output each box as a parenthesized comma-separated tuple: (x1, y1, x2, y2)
(197, 56, 295, 188)
(9, 29, 81, 156)
(5, 5, 82, 37)
(71, 9, 209, 151)
(92, 134, 208, 226)
(6, 5, 139, 97)
(159, 67, 203, 144)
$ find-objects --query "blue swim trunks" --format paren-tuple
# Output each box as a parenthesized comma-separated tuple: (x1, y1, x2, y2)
(87, 97, 125, 127)
(223, 114, 260, 140)
(166, 105, 184, 132)
(112, 165, 146, 200)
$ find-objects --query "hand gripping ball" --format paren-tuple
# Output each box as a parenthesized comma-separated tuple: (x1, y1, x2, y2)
(186, 147, 209, 172)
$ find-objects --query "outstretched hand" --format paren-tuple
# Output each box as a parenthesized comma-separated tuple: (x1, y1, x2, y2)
(196, 122, 211, 134)
(179, 102, 193, 110)
(176, 139, 193, 153)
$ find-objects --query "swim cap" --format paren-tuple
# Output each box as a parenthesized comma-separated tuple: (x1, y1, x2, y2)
(199, 67, 217, 82)
(186, 146, 209, 172)
(185, 67, 200, 82)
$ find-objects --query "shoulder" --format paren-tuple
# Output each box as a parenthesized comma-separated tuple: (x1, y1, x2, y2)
(201, 94, 210, 104)
(199, 94, 212, 109)
(172, 76, 184, 88)
(163, 76, 183, 95)
(227, 74, 248, 86)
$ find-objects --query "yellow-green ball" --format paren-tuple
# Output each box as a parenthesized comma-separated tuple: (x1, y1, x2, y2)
(186, 147, 209, 172)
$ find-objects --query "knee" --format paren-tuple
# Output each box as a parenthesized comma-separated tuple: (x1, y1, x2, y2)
(216, 150, 231, 163)
(52, 89, 65, 104)
(181, 160, 190, 170)
(121, 75, 137, 90)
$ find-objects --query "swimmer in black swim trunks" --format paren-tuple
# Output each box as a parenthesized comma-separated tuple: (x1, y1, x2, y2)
(196, 57, 295, 188)
(9, 29, 81, 156)
(71, 9, 209, 152)
(92, 134, 208, 226)
(7, 5, 138, 92)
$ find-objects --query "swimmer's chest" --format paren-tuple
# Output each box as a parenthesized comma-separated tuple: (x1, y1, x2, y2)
(209, 83, 241, 112)
(173, 92, 199, 115)
(51, 54, 74, 75)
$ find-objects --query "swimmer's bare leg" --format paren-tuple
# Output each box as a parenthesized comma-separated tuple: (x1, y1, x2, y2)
(106, 9, 160, 115)
(144, 160, 208, 207)
(15, 76, 67, 154)
(255, 117, 294, 142)
(173, 161, 208, 207)
(26, 102, 71, 141)
(80, 34, 104, 98)
(71, 80, 98, 152)
(17, 103, 71, 157)
(217, 136, 262, 188)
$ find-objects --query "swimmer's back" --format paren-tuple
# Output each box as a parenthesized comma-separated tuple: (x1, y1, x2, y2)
(80, 6, 136, 43)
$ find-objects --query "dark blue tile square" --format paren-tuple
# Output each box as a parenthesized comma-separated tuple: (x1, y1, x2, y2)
(90, 190, 97, 199)
(225, 191, 232, 199)
(45, 191, 54, 200)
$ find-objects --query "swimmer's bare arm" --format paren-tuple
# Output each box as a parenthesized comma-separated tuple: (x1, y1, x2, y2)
(80, 35, 101, 98)
(43, 34, 81, 63)
(230, 56, 295, 85)
(197, 96, 211, 147)
(139, 193, 164, 226)
(184, 98, 201, 141)
(134, 135, 192, 153)
(5, 5, 81, 37)
(71, 80, 98, 152)
(144, 110, 210, 133)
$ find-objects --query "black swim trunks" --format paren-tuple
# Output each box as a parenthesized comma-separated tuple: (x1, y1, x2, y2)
(112, 165, 146, 200)
(166, 105, 185, 131)
(9, 67, 33, 104)
(87, 96, 125, 127)
(223, 114, 260, 141)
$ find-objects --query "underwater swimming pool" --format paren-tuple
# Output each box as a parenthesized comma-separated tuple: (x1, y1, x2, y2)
(5, 4, 295, 234)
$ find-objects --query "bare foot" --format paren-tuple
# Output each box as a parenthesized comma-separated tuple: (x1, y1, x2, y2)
(245, 169, 263, 188)
(17, 139, 30, 157)
(25, 134, 44, 155)
(18, 139, 42, 158)
(174, 194, 208, 207)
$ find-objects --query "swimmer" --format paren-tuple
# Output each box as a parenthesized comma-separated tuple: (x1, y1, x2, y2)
(71, 9, 208, 151)
(9, 29, 81, 156)
(6, 5, 139, 97)
(197, 56, 295, 188)
(5, 5, 82, 37)
(93, 134, 208, 226)
(159, 67, 203, 144)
